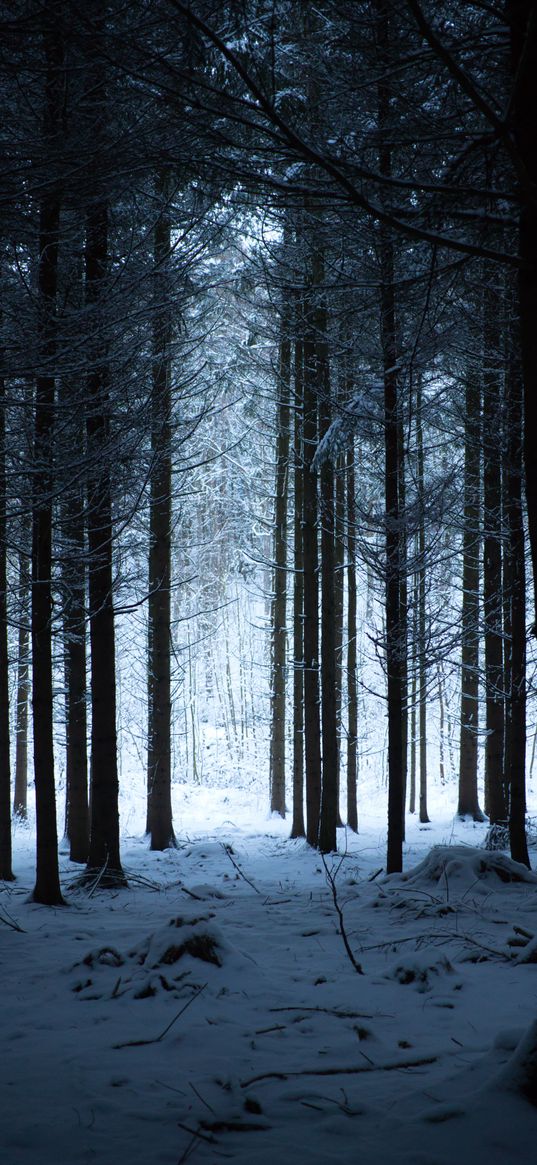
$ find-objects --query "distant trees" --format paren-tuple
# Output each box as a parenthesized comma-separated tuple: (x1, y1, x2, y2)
(171, 0, 534, 862)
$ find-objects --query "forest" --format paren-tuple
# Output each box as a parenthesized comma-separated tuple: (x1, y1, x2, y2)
(1, 4, 537, 1161)
(1, 0, 536, 891)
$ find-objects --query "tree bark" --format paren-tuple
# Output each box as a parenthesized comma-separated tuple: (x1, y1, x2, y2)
(290, 326, 305, 838)
(269, 298, 291, 817)
(416, 376, 429, 824)
(377, 1, 405, 872)
(0, 365, 13, 880)
(302, 265, 321, 847)
(62, 488, 89, 863)
(31, 4, 64, 905)
(483, 280, 507, 824)
(507, 2, 537, 636)
(318, 320, 338, 855)
(458, 377, 484, 819)
(84, 202, 124, 880)
(13, 546, 30, 820)
(505, 331, 530, 866)
(346, 447, 358, 833)
(147, 180, 176, 851)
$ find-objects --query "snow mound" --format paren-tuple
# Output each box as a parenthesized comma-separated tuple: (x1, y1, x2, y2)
(387, 846, 537, 891)
(70, 913, 250, 1001)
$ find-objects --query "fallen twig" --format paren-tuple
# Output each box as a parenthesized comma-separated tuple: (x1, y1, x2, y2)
(221, 844, 260, 894)
(241, 1053, 438, 1088)
(87, 861, 109, 897)
(269, 1006, 380, 1019)
(0, 905, 25, 933)
(177, 1121, 215, 1164)
(113, 982, 207, 1048)
(321, 853, 364, 975)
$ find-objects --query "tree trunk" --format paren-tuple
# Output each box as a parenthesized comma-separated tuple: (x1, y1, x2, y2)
(290, 329, 305, 839)
(333, 459, 345, 828)
(507, 3, 537, 637)
(318, 324, 338, 854)
(458, 379, 483, 818)
(483, 280, 507, 825)
(377, 3, 405, 872)
(147, 181, 176, 851)
(62, 489, 89, 863)
(409, 585, 417, 816)
(269, 299, 291, 817)
(302, 270, 321, 848)
(31, 5, 64, 905)
(505, 332, 530, 866)
(416, 376, 429, 824)
(13, 545, 30, 820)
(0, 366, 13, 881)
(85, 197, 124, 882)
(346, 447, 358, 833)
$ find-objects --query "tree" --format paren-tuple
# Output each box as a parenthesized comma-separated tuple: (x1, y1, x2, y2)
(13, 544, 30, 821)
(268, 290, 291, 818)
(147, 176, 176, 851)
(507, 1, 537, 634)
(457, 374, 484, 820)
(0, 345, 13, 881)
(30, 1, 65, 906)
(82, 8, 124, 883)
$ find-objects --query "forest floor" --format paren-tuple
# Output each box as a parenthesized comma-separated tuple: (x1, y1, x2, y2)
(2, 782, 537, 1165)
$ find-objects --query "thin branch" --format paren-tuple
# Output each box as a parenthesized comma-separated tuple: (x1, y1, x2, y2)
(241, 1054, 438, 1088)
(0, 905, 25, 933)
(221, 843, 261, 893)
(113, 982, 207, 1049)
(168, 0, 525, 268)
(321, 853, 364, 975)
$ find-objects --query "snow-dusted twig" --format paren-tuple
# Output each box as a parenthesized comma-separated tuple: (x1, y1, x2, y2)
(321, 853, 364, 975)
(113, 981, 207, 1048)
(241, 1053, 438, 1088)
(269, 1005, 380, 1019)
(87, 860, 109, 897)
(0, 905, 25, 933)
(177, 1121, 215, 1164)
(221, 843, 261, 894)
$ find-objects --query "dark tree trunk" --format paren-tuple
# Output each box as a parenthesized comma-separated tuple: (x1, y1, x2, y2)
(62, 489, 89, 863)
(13, 546, 30, 820)
(346, 447, 358, 833)
(333, 460, 345, 828)
(85, 199, 123, 882)
(505, 335, 530, 866)
(483, 281, 507, 824)
(31, 5, 64, 906)
(302, 276, 321, 848)
(398, 390, 408, 838)
(458, 378, 484, 819)
(81, 4, 124, 882)
(290, 331, 305, 839)
(0, 368, 13, 881)
(507, 2, 537, 635)
(377, 3, 405, 872)
(269, 301, 291, 817)
(409, 572, 418, 815)
(147, 183, 176, 851)
(318, 336, 338, 855)
(416, 376, 429, 825)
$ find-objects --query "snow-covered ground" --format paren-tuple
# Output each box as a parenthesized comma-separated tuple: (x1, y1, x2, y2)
(2, 777, 537, 1164)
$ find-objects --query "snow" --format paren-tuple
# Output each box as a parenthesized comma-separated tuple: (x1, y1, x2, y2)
(2, 780, 537, 1164)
